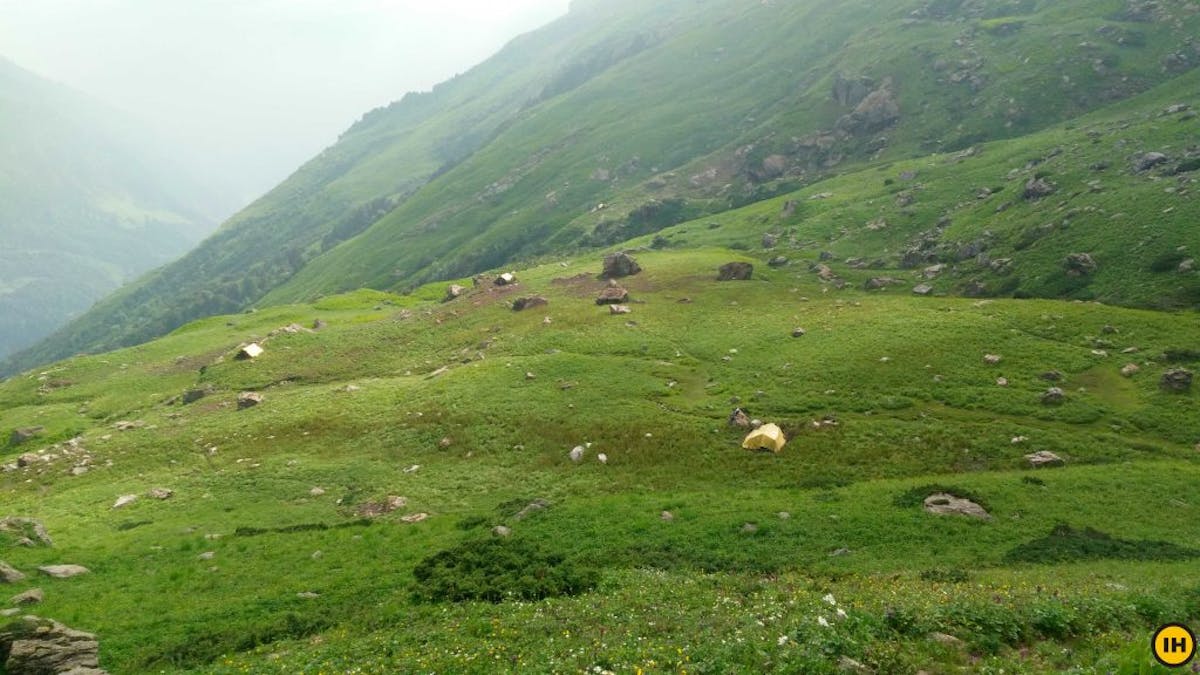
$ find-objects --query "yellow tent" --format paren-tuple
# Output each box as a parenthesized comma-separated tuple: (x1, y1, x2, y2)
(742, 423, 786, 453)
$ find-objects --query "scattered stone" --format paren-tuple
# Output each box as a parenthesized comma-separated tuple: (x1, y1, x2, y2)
(912, 284, 934, 296)
(1064, 253, 1098, 277)
(923, 493, 990, 520)
(1134, 152, 1169, 172)
(524, 372, 536, 381)
(1161, 369, 1193, 393)
(514, 499, 550, 521)
(0, 518, 52, 547)
(0, 615, 107, 674)
(512, 296, 548, 311)
(1023, 177, 1055, 200)
(37, 565, 90, 579)
(309, 487, 326, 497)
(661, 511, 675, 522)
(492, 525, 512, 538)
(768, 256, 789, 268)
(312, 319, 328, 330)
(144, 488, 174, 501)
(494, 272, 517, 286)
(729, 408, 751, 428)
(597, 453, 608, 464)
(830, 548, 852, 557)
(569, 446, 585, 463)
(602, 252, 642, 279)
(1040, 371, 1064, 382)
(777, 512, 791, 520)
(595, 287, 630, 305)
(438, 437, 453, 449)
(996, 377, 1009, 387)
(444, 284, 467, 302)
(838, 656, 874, 674)
(112, 495, 138, 509)
(198, 551, 215, 561)
(1041, 387, 1067, 405)
(0, 562, 25, 584)
(864, 277, 901, 291)
(182, 386, 215, 404)
(930, 632, 965, 647)
(236, 343, 264, 360)
(1120, 363, 1141, 378)
(297, 591, 320, 599)
(400, 513, 429, 524)
(10, 588, 43, 605)
(113, 420, 144, 432)
(741, 523, 759, 534)
(9, 427, 44, 446)
(761, 233, 779, 249)
(609, 305, 632, 315)
(237, 392, 264, 410)
(983, 354, 1002, 365)
(1026, 451, 1066, 468)
(356, 496, 407, 518)
(717, 262, 754, 281)
(403, 464, 421, 474)
(792, 327, 807, 338)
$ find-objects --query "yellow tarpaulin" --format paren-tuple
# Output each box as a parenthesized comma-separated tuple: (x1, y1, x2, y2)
(742, 423, 786, 453)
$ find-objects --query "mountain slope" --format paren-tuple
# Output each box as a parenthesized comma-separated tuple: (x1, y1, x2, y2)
(9, 0, 1199, 377)
(0, 58, 233, 359)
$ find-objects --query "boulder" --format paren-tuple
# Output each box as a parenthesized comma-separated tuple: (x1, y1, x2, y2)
(1041, 387, 1067, 405)
(0, 615, 107, 675)
(1161, 369, 1193, 393)
(1026, 451, 1066, 468)
(836, 81, 900, 135)
(1120, 363, 1141, 378)
(494, 272, 517, 286)
(601, 252, 642, 279)
(0, 518, 52, 547)
(236, 343, 264, 360)
(8, 428, 44, 446)
(37, 565, 90, 579)
(112, 495, 137, 509)
(761, 233, 779, 249)
(1180, 258, 1196, 273)
(864, 277, 901, 291)
(492, 526, 512, 538)
(514, 499, 550, 521)
(568, 446, 585, 463)
(147, 488, 174, 501)
(717, 262, 754, 281)
(444, 284, 467, 302)
(791, 327, 807, 338)
(10, 588, 43, 605)
(912, 284, 934, 296)
(1064, 253, 1097, 277)
(768, 256, 789, 268)
(983, 354, 1003, 365)
(1022, 177, 1055, 200)
(512, 296, 549, 311)
(181, 386, 215, 404)
(1134, 152, 1169, 172)
(595, 287, 629, 305)
(0, 562, 25, 584)
(237, 392, 264, 410)
(923, 493, 990, 520)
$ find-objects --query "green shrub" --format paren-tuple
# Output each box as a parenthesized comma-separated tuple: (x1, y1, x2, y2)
(919, 567, 971, 583)
(1004, 524, 1200, 564)
(412, 538, 599, 603)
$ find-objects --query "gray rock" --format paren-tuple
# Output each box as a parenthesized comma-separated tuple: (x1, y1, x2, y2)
(1180, 258, 1196, 273)
(514, 499, 550, 521)
(8, 428, 44, 446)
(0, 615, 108, 675)
(609, 304, 632, 315)
(717, 262, 754, 281)
(930, 632, 965, 647)
(1063, 253, 1097, 277)
(37, 565, 90, 579)
(146, 488, 174, 500)
(444, 284, 467, 302)
(237, 392, 264, 410)
(1042, 387, 1067, 405)
(864, 277, 901, 291)
(792, 327, 807, 338)
(494, 272, 517, 286)
(0, 518, 52, 547)
(1023, 177, 1055, 200)
(1134, 152, 1169, 172)
(492, 526, 512, 538)
(1026, 451, 1066, 468)
(569, 446, 585, 462)
(768, 256, 789, 268)
(602, 252, 642, 279)
(181, 386, 215, 405)
(912, 284, 934, 296)
(0, 561, 25, 584)
(838, 656, 874, 674)
(923, 493, 990, 520)
(1161, 369, 1193, 393)
(112, 495, 137, 509)
(595, 287, 629, 305)
(10, 588, 43, 605)
(512, 296, 549, 311)
(762, 233, 779, 249)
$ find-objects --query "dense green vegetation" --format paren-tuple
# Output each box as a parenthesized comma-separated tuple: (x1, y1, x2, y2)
(9, 0, 1200, 376)
(0, 58, 232, 360)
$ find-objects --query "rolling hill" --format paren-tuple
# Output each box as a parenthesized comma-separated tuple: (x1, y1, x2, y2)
(0, 57, 234, 361)
(7, 0, 1199, 376)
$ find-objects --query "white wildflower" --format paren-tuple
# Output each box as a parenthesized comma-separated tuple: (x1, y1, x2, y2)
(823, 593, 837, 606)
(817, 616, 831, 628)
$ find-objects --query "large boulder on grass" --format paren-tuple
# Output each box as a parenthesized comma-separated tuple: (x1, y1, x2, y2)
(0, 615, 108, 674)
(601, 252, 641, 279)
(717, 262, 753, 281)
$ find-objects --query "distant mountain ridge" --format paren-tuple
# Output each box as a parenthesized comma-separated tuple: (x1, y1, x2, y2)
(5, 0, 1199, 376)
(0, 57, 236, 359)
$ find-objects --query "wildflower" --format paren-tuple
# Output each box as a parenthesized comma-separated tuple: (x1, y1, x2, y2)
(836, 608, 848, 620)
(777, 635, 789, 646)
(817, 616, 831, 628)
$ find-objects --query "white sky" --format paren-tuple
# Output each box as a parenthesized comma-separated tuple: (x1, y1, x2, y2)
(0, 0, 570, 208)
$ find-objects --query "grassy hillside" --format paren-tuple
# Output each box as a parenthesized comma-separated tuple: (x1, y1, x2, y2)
(0, 58, 234, 360)
(10, 0, 1200, 377)
(1, 240, 1197, 671)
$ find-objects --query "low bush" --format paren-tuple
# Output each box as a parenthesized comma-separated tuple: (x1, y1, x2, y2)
(412, 538, 599, 603)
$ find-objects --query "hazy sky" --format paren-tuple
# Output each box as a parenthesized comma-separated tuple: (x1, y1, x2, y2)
(0, 0, 570, 209)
